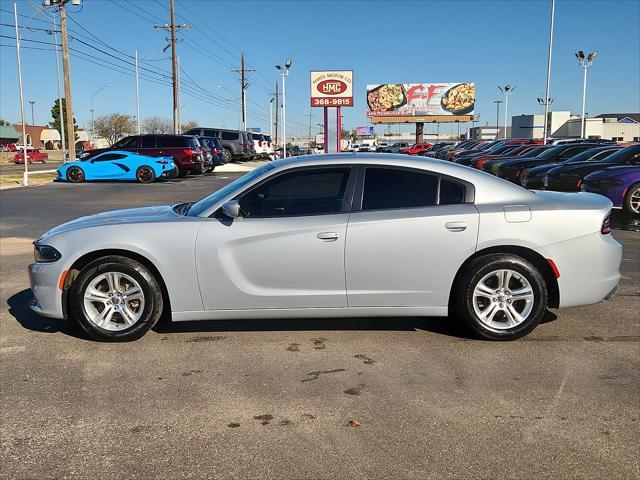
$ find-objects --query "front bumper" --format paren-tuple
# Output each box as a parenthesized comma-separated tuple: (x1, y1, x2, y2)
(544, 176, 580, 192)
(28, 262, 64, 319)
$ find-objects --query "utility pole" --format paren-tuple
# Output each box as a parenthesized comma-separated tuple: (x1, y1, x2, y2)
(307, 108, 313, 145)
(154, 1, 190, 134)
(274, 81, 279, 146)
(51, 13, 66, 161)
(59, 2, 76, 160)
(232, 53, 254, 131)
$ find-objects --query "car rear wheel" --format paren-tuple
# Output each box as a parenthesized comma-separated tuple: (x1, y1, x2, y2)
(69, 255, 164, 341)
(66, 167, 84, 183)
(177, 167, 188, 178)
(221, 148, 232, 163)
(624, 182, 640, 215)
(136, 165, 156, 183)
(454, 254, 547, 340)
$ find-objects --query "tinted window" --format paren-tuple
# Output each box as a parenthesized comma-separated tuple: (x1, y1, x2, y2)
(558, 146, 591, 159)
(157, 136, 182, 148)
(113, 136, 138, 149)
(140, 136, 156, 148)
(221, 131, 239, 141)
(363, 168, 438, 210)
(440, 179, 466, 205)
(94, 153, 127, 162)
(204, 129, 217, 137)
(603, 146, 640, 164)
(239, 168, 351, 217)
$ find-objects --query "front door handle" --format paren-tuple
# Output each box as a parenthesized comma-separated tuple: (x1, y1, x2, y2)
(317, 232, 339, 242)
(445, 221, 467, 232)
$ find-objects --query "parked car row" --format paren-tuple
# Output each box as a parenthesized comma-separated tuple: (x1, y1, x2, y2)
(437, 138, 640, 215)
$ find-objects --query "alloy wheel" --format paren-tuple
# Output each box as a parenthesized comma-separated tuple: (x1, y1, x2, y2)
(472, 269, 534, 330)
(137, 167, 154, 183)
(83, 272, 145, 331)
(630, 187, 640, 214)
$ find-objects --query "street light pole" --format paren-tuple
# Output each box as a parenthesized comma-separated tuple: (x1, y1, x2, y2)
(29, 101, 35, 125)
(493, 100, 502, 140)
(14, 2, 28, 185)
(269, 97, 274, 140)
(276, 59, 292, 157)
(90, 84, 111, 145)
(498, 85, 516, 138)
(576, 50, 597, 139)
(135, 49, 140, 134)
(542, 0, 555, 145)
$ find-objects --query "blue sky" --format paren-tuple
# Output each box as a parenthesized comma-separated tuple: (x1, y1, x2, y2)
(1, 0, 638, 138)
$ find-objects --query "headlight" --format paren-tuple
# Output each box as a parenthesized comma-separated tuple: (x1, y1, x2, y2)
(34, 244, 61, 263)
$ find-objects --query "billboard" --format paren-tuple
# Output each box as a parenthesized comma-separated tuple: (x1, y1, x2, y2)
(366, 83, 475, 117)
(356, 126, 374, 137)
(311, 70, 354, 107)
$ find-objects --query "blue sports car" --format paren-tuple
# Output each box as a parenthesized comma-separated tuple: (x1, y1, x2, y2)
(57, 151, 176, 183)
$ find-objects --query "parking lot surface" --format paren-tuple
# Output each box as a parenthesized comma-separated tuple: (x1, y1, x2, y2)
(1, 176, 639, 479)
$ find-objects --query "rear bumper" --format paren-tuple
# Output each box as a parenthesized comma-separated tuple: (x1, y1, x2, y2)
(543, 232, 622, 308)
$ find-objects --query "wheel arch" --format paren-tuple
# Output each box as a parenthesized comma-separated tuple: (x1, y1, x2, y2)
(62, 248, 171, 318)
(449, 245, 560, 310)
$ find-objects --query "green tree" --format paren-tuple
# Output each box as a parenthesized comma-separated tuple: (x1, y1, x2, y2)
(49, 98, 78, 147)
(0, 119, 9, 126)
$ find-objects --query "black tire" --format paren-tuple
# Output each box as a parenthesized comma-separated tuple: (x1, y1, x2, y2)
(66, 166, 84, 183)
(136, 165, 156, 183)
(454, 254, 548, 340)
(69, 255, 164, 342)
(221, 148, 232, 163)
(177, 168, 188, 178)
(623, 182, 640, 215)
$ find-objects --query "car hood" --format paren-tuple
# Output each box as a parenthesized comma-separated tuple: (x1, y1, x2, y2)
(38, 205, 182, 240)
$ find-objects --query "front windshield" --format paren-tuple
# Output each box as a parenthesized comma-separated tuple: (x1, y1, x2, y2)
(187, 163, 275, 217)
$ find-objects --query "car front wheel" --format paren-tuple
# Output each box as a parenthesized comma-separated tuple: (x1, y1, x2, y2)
(69, 255, 164, 341)
(221, 148, 232, 163)
(66, 166, 84, 183)
(455, 254, 547, 340)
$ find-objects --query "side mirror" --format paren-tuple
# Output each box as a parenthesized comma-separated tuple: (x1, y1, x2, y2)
(221, 200, 241, 218)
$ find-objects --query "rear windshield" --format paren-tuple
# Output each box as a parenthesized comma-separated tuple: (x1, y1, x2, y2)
(251, 134, 265, 141)
(221, 131, 239, 141)
(263, 135, 272, 142)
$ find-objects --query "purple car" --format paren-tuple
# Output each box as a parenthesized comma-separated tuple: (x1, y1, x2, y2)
(580, 165, 640, 215)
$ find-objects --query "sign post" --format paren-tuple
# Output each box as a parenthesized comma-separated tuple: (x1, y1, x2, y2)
(310, 70, 353, 153)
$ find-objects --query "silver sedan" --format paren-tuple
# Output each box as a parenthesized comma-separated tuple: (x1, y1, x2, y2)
(29, 154, 622, 341)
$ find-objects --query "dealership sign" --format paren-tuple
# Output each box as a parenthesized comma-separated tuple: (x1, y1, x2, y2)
(310, 71, 353, 107)
(366, 83, 475, 117)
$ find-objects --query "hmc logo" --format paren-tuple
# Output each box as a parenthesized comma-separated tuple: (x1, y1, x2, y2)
(317, 80, 347, 95)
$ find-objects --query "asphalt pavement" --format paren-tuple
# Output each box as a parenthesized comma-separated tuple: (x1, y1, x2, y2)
(1, 175, 639, 479)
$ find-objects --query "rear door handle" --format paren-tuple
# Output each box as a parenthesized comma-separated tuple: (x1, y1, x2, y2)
(445, 221, 467, 232)
(317, 232, 339, 242)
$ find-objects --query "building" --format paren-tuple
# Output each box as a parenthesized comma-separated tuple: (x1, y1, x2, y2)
(468, 126, 510, 140)
(563, 113, 640, 142)
(511, 111, 571, 139)
(0, 125, 20, 147)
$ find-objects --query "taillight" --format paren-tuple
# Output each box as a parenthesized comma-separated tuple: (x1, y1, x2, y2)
(601, 212, 612, 235)
(157, 160, 170, 165)
(214, 149, 222, 155)
(267, 141, 271, 147)
(183, 148, 195, 156)
(258, 141, 263, 147)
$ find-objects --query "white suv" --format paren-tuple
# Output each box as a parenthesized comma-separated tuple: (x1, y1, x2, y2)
(249, 133, 274, 160)
(262, 134, 275, 159)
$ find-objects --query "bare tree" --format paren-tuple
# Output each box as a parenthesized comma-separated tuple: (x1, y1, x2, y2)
(180, 120, 198, 132)
(93, 113, 135, 146)
(142, 116, 173, 135)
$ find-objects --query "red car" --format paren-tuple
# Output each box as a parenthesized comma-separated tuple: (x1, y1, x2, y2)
(13, 148, 48, 164)
(400, 143, 433, 155)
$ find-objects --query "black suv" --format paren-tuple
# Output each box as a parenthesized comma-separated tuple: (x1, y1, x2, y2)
(183, 127, 255, 162)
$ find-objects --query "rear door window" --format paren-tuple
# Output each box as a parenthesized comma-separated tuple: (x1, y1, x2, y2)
(140, 136, 156, 148)
(362, 168, 466, 210)
(221, 131, 239, 141)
